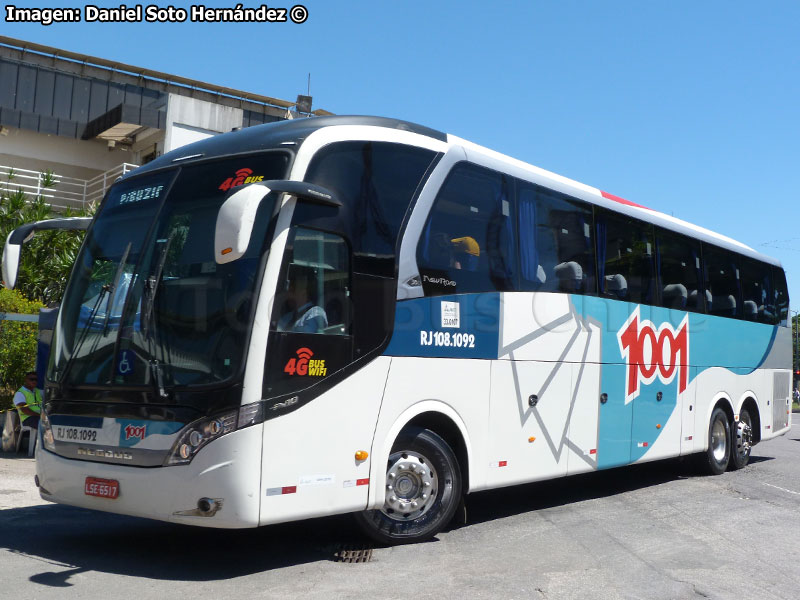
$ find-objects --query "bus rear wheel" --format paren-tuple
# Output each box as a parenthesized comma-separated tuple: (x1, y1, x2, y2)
(729, 407, 753, 470)
(698, 407, 731, 475)
(354, 427, 462, 545)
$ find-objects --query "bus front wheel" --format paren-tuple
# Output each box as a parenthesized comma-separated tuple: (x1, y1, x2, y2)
(699, 407, 731, 475)
(354, 427, 462, 545)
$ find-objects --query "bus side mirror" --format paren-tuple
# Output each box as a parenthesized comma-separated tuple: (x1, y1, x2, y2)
(215, 183, 274, 265)
(2, 217, 92, 289)
(214, 180, 340, 264)
(2, 232, 22, 290)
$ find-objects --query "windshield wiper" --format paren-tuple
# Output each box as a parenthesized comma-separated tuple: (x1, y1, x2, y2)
(142, 233, 175, 400)
(102, 243, 132, 337)
(59, 243, 133, 387)
(58, 283, 110, 388)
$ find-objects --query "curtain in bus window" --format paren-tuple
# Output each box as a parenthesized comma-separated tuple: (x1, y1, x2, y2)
(517, 183, 596, 295)
(417, 163, 516, 296)
(518, 194, 540, 284)
(596, 210, 655, 305)
(486, 184, 515, 287)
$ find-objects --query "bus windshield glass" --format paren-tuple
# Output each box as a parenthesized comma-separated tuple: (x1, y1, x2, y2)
(50, 153, 289, 389)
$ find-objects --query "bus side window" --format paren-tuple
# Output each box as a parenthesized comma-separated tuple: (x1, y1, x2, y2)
(703, 245, 742, 320)
(740, 258, 775, 324)
(417, 163, 516, 296)
(596, 209, 655, 305)
(655, 228, 705, 313)
(273, 227, 351, 336)
(517, 183, 596, 295)
(773, 267, 790, 327)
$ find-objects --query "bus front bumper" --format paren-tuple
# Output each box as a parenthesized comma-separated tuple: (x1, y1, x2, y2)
(35, 425, 263, 529)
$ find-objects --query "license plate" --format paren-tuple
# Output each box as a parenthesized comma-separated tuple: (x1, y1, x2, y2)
(55, 426, 101, 444)
(84, 477, 119, 499)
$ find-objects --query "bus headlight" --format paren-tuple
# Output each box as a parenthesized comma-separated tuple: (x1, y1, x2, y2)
(40, 409, 56, 452)
(165, 403, 264, 466)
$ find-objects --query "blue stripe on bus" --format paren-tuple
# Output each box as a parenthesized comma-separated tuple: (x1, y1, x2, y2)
(384, 293, 500, 359)
(576, 296, 777, 467)
(385, 292, 777, 469)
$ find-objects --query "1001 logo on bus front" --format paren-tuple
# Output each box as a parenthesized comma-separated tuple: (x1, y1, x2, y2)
(617, 306, 689, 404)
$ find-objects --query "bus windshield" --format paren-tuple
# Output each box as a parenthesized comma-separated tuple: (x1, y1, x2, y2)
(50, 153, 289, 389)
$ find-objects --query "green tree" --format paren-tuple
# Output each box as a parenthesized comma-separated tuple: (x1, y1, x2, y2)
(0, 288, 43, 410)
(0, 169, 93, 304)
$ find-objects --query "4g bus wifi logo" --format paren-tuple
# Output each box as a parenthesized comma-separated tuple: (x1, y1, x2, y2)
(218, 168, 265, 191)
(284, 348, 328, 377)
(617, 306, 689, 404)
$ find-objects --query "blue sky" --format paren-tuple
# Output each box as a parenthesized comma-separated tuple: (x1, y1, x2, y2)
(4, 1, 800, 306)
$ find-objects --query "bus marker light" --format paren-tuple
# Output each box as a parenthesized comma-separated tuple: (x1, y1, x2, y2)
(528, 437, 536, 443)
(343, 478, 370, 487)
(221, 247, 232, 255)
(355, 450, 368, 461)
(637, 442, 649, 448)
(267, 486, 297, 496)
(656, 424, 661, 429)
(589, 449, 597, 455)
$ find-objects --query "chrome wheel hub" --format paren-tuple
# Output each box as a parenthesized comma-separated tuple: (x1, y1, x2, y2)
(736, 418, 752, 456)
(711, 419, 727, 462)
(381, 451, 438, 521)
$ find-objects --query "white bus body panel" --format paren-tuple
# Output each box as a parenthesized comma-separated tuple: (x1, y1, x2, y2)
(489, 293, 603, 486)
(36, 425, 264, 528)
(367, 357, 490, 504)
(258, 357, 391, 525)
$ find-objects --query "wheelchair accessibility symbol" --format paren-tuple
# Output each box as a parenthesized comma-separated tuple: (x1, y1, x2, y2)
(117, 350, 135, 375)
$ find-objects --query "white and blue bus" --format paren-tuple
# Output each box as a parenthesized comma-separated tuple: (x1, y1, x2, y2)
(3, 116, 792, 544)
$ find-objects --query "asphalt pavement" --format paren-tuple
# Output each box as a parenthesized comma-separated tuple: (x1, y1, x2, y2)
(1, 418, 799, 599)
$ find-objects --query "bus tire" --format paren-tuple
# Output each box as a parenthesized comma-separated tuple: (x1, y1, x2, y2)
(729, 407, 753, 470)
(354, 427, 462, 545)
(698, 407, 731, 475)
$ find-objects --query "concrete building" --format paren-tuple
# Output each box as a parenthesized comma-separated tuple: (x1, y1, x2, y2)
(0, 35, 328, 210)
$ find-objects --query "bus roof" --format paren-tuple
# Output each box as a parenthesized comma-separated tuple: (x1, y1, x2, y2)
(128, 115, 781, 268)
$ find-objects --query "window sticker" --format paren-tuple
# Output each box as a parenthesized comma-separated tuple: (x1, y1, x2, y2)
(441, 301, 460, 328)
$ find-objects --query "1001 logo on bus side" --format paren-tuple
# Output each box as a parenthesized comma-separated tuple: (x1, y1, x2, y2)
(617, 306, 689, 404)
